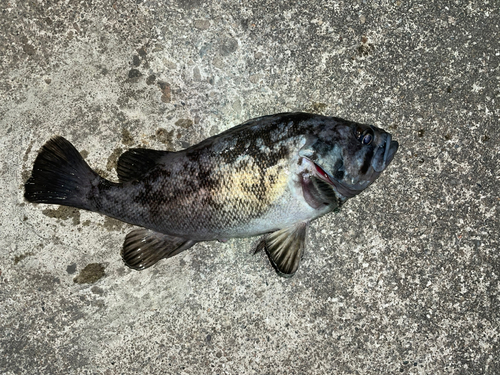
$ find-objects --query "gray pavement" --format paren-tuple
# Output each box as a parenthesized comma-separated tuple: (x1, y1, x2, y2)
(1, 1, 499, 374)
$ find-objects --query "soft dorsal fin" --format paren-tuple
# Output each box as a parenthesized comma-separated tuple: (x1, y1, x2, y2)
(122, 229, 197, 270)
(117, 148, 169, 182)
(256, 222, 308, 277)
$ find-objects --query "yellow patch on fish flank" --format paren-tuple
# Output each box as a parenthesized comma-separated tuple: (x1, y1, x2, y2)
(212, 157, 289, 212)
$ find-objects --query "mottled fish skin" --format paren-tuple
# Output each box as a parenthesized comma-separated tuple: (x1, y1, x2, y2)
(96, 114, 312, 240)
(24, 112, 398, 276)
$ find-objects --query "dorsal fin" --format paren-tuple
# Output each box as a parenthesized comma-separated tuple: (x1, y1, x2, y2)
(255, 222, 308, 277)
(116, 148, 169, 182)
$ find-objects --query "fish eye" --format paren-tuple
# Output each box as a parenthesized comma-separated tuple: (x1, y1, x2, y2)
(355, 127, 374, 145)
(362, 132, 373, 145)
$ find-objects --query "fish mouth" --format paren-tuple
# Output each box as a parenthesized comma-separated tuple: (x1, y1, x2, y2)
(372, 133, 399, 173)
(312, 134, 399, 199)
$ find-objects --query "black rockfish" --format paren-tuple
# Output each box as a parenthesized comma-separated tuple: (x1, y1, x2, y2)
(24, 113, 398, 277)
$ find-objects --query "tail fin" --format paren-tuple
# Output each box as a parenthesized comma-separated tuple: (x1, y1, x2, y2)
(24, 136, 101, 210)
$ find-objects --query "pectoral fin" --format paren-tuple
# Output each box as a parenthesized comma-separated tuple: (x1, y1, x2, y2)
(122, 229, 196, 270)
(256, 223, 308, 277)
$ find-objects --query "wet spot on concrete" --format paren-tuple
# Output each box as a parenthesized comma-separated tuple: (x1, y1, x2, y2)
(310, 102, 327, 113)
(137, 46, 147, 57)
(122, 129, 134, 146)
(156, 128, 175, 150)
(21, 168, 31, 184)
(128, 68, 141, 80)
(146, 74, 156, 85)
(132, 55, 140, 67)
(106, 147, 123, 171)
(80, 149, 89, 159)
(23, 140, 35, 163)
(42, 206, 81, 225)
(102, 216, 125, 231)
(14, 252, 34, 265)
(73, 263, 105, 284)
(23, 43, 36, 56)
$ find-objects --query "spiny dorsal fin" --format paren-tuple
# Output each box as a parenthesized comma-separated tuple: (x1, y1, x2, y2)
(256, 222, 308, 277)
(117, 149, 169, 183)
(122, 229, 196, 270)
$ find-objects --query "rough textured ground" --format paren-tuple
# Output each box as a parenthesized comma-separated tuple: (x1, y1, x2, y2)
(1, 1, 499, 374)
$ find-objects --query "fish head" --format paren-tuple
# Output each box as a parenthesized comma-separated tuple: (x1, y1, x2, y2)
(299, 120, 399, 202)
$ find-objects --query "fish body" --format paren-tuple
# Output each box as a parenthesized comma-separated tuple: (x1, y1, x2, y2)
(24, 112, 398, 276)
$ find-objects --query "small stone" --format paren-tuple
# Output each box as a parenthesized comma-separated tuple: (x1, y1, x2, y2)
(232, 99, 241, 114)
(249, 74, 262, 84)
(91, 286, 104, 295)
(193, 67, 201, 81)
(194, 19, 210, 30)
(213, 57, 224, 69)
(158, 81, 171, 102)
(220, 37, 238, 56)
(175, 119, 193, 128)
(66, 263, 77, 274)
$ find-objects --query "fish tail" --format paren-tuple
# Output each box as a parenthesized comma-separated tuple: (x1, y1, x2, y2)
(24, 136, 105, 211)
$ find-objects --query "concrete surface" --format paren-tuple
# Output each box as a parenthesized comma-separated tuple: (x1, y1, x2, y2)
(1, 1, 499, 374)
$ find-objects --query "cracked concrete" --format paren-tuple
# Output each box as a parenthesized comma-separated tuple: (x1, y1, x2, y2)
(1, 1, 499, 374)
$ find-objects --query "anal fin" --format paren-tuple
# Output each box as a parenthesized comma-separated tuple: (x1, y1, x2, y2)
(256, 222, 308, 277)
(122, 229, 196, 270)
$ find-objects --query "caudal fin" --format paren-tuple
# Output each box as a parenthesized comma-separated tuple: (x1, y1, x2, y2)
(24, 136, 101, 210)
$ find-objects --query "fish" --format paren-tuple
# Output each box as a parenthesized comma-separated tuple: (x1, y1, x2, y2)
(24, 112, 398, 277)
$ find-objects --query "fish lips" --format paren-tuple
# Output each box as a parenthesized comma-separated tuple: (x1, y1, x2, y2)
(312, 134, 399, 199)
(371, 134, 399, 173)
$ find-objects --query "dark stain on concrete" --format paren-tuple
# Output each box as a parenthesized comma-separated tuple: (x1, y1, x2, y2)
(122, 129, 134, 146)
(106, 147, 123, 171)
(42, 206, 81, 225)
(175, 119, 193, 129)
(14, 252, 34, 265)
(73, 263, 105, 284)
(102, 216, 125, 231)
